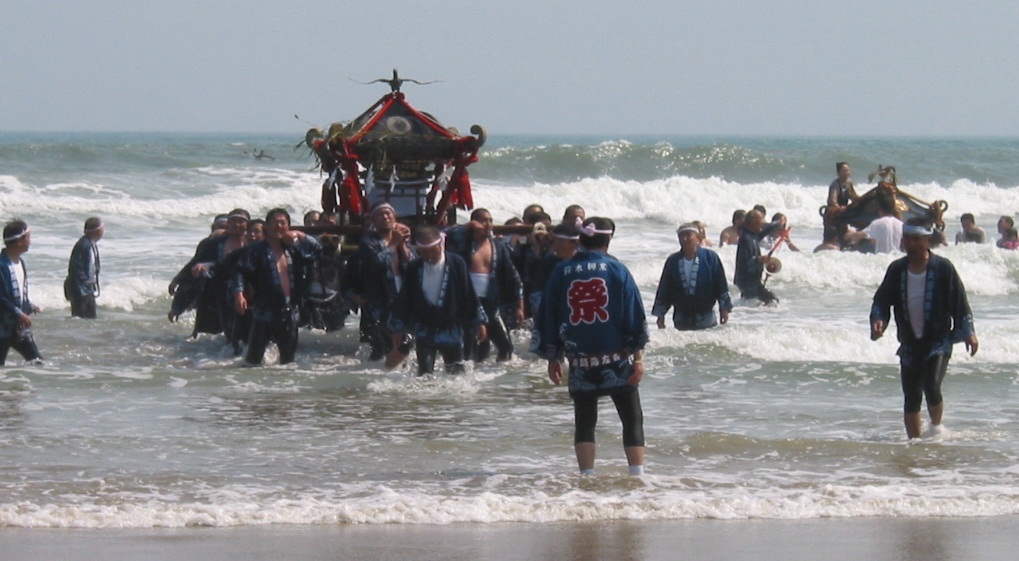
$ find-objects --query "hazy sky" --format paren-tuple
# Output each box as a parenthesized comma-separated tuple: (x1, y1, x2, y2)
(3, 1, 1018, 136)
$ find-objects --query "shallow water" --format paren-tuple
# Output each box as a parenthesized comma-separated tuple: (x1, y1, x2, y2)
(2, 133, 1019, 527)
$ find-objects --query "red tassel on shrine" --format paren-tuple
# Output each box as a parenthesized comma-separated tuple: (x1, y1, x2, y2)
(339, 160, 363, 216)
(449, 165, 473, 210)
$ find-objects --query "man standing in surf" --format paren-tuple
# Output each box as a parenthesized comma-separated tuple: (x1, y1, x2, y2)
(64, 217, 104, 319)
(733, 210, 782, 305)
(533, 217, 649, 476)
(870, 218, 978, 439)
(446, 208, 523, 363)
(387, 226, 488, 375)
(0, 220, 42, 365)
(232, 208, 321, 366)
(653, 222, 732, 330)
(345, 203, 413, 361)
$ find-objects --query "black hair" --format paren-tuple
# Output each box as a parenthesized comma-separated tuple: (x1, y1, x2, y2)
(84, 216, 103, 232)
(579, 217, 615, 250)
(522, 204, 545, 223)
(413, 224, 441, 245)
(562, 204, 585, 220)
(551, 222, 580, 238)
(211, 214, 228, 230)
(266, 208, 291, 225)
(2, 219, 28, 246)
(876, 191, 898, 217)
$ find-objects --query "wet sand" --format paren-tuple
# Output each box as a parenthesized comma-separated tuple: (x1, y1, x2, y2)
(2, 516, 1016, 561)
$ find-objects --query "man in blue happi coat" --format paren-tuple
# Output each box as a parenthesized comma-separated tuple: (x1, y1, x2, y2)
(652, 222, 733, 330)
(1, 220, 42, 365)
(344, 203, 414, 361)
(870, 218, 978, 439)
(64, 216, 104, 319)
(388, 226, 488, 375)
(734, 209, 783, 305)
(533, 217, 649, 476)
(232, 208, 321, 365)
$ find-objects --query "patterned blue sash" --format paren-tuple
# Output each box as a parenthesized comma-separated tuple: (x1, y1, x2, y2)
(2, 254, 27, 308)
(678, 255, 699, 296)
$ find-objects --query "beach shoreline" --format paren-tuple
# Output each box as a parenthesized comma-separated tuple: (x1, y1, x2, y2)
(3, 516, 1017, 561)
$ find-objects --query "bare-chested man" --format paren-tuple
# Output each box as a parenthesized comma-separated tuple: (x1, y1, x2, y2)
(718, 209, 746, 246)
(448, 208, 524, 362)
(232, 208, 321, 365)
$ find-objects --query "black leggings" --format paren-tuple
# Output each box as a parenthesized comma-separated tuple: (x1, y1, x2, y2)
(901, 353, 949, 413)
(465, 301, 514, 362)
(244, 313, 299, 366)
(572, 388, 645, 447)
(0, 333, 42, 365)
(416, 344, 465, 375)
(359, 312, 392, 361)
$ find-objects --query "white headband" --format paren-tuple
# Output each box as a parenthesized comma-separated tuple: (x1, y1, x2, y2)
(576, 217, 613, 237)
(579, 222, 613, 237)
(372, 203, 396, 216)
(414, 232, 446, 248)
(676, 224, 699, 235)
(553, 232, 580, 241)
(902, 224, 933, 236)
(3, 227, 30, 243)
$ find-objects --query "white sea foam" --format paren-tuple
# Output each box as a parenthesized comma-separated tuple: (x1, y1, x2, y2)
(475, 176, 1019, 237)
(0, 167, 320, 220)
(4, 480, 1019, 528)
